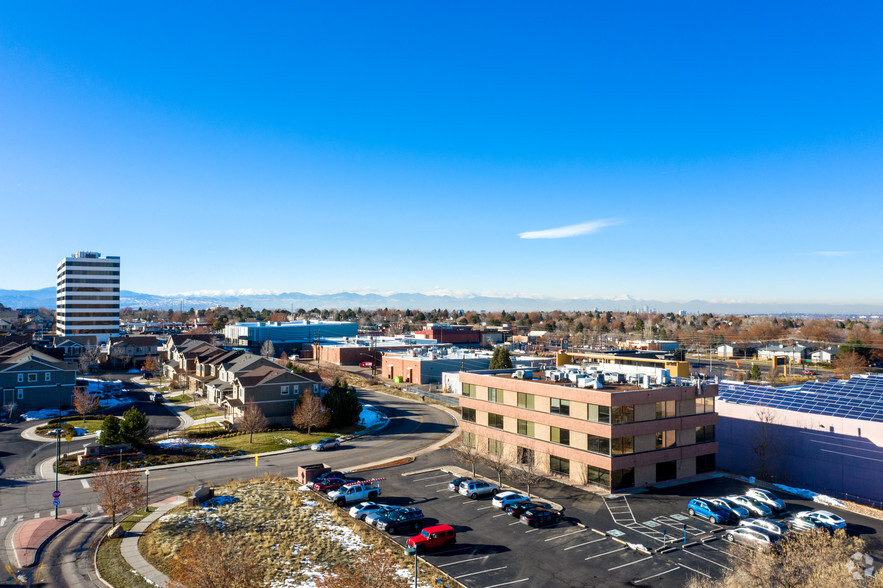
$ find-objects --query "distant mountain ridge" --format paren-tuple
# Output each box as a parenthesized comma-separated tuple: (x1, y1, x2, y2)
(0, 287, 879, 316)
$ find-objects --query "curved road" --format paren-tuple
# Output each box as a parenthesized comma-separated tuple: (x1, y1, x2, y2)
(0, 387, 457, 587)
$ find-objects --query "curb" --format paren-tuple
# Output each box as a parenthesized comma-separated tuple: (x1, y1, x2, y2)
(12, 514, 85, 568)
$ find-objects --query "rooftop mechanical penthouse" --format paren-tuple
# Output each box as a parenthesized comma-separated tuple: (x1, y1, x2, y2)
(458, 361, 718, 492)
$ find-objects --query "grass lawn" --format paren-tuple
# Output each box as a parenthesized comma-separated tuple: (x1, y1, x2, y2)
(37, 417, 108, 437)
(184, 405, 223, 419)
(212, 430, 334, 453)
(151, 385, 170, 393)
(165, 393, 192, 404)
(186, 422, 224, 435)
(96, 508, 156, 588)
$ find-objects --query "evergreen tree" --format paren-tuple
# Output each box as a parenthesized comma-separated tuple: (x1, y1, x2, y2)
(489, 347, 513, 370)
(120, 406, 150, 447)
(325, 378, 361, 427)
(748, 364, 762, 380)
(99, 415, 123, 446)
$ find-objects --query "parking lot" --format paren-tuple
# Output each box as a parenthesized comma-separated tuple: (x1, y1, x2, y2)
(312, 450, 883, 587)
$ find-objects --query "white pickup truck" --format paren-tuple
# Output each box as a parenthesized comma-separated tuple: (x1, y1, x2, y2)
(326, 478, 384, 506)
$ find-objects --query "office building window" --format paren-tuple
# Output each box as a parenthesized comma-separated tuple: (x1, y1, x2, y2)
(696, 396, 715, 414)
(462, 383, 476, 398)
(587, 403, 610, 424)
(488, 439, 504, 457)
(461, 407, 476, 423)
(696, 425, 715, 443)
(517, 447, 534, 465)
(550, 427, 570, 446)
(612, 405, 634, 424)
(517, 419, 535, 437)
(611, 436, 635, 455)
(551, 398, 570, 416)
(488, 413, 504, 429)
(612, 468, 635, 490)
(584, 464, 610, 488)
(697, 453, 716, 473)
(550, 456, 570, 477)
(655, 400, 676, 419)
(488, 387, 503, 403)
(656, 460, 677, 482)
(655, 430, 677, 449)
(462, 431, 476, 448)
(587, 434, 610, 455)
(517, 392, 534, 409)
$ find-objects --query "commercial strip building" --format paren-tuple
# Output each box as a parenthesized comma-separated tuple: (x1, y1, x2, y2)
(311, 335, 443, 366)
(716, 376, 883, 505)
(457, 363, 718, 492)
(414, 323, 481, 345)
(223, 320, 358, 351)
(56, 251, 121, 344)
(383, 348, 495, 384)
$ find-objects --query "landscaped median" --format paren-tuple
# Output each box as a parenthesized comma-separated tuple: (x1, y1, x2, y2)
(117, 476, 455, 588)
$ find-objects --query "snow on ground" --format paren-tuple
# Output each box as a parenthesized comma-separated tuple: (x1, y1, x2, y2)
(773, 483, 847, 508)
(155, 438, 218, 449)
(22, 396, 135, 421)
(358, 404, 386, 428)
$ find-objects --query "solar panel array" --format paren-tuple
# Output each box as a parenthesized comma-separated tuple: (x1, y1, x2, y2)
(718, 376, 883, 423)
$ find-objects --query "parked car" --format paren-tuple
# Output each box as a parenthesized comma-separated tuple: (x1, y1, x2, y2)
(519, 508, 563, 528)
(796, 510, 846, 531)
(726, 495, 773, 517)
(448, 477, 472, 492)
(151, 392, 163, 403)
(407, 524, 456, 553)
(785, 515, 826, 533)
(740, 518, 789, 536)
(492, 491, 530, 509)
(745, 488, 787, 513)
(687, 498, 732, 524)
(710, 498, 750, 520)
(504, 500, 553, 518)
(310, 438, 340, 451)
(310, 477, 348, 493)
(723, 527, 779, 551)
(312, 471, 345, 484)
(359, 361, 374, 368)
(374, 507, 424, 534)
(349, 501, 385, 520)
(803, 369, 817, 376)
(458, 480, 499, 499)
(364, 505, 403, 527)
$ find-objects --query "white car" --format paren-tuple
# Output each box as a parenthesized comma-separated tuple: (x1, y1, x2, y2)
(739, 518, 788, 536)
(796, 510, 847, 530)
(745, 488, 787, 512)
(726, 495, 773, 517)
(349, 501, 383, 520)
(492, 491, 530, 509)
(458, 480, 500, 499)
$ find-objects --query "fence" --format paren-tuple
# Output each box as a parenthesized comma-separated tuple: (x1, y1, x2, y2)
(403, 386, 461, 407)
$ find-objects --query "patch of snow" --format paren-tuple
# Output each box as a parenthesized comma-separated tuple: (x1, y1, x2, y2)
(204, 495, 238, 507)
(155, 438, 218, 448)
(773, 483, 847, 508)
(358, 404, 386, 428)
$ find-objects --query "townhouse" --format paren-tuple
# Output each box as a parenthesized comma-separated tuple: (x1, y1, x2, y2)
(0, 344, 77, 411)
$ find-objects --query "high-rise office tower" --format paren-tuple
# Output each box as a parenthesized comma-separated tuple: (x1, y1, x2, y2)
(56, 251, 121, 343)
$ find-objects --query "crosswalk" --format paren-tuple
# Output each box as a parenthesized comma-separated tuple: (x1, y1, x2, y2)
(0, 505, 104, 527)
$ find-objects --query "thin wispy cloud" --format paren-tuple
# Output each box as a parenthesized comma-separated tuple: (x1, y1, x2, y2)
(810, 251, 857, 257)
(518, 218, 621, 240)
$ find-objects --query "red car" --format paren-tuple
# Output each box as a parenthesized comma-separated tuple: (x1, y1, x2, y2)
(359, 361, 374, 367)
(407, 524, 456, 553)
(311, 477, 348, 492)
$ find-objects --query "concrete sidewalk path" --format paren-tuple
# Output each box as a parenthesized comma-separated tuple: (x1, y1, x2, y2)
(12, 513, 83, 567)
(119, 496, 186, 586)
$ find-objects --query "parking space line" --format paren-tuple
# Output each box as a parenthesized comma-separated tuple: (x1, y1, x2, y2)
(436, 488, 451, 493)
(585, 547, 627, 560)
(483, 579, 530, 588)
(563, 537, 607, 550)
(455, 566, 507, 579)
(477, 506, 494, 510)
(524, 528, 540, 533)
(433, 546, 473, 556)
(703, 542, 748, 563)
(425, 481, 450, 487)
(608, 556, 653, 571)
(436, 556, 489, 568)
(412, 473, 450, 481)
(0, 518, 6, 527)
(545, 528, 587, 541)
(508, 521, 521, 526)
(678, 562, 711, 578)
(635, 567, 681, 583)
(492, 513, 509, 518)
(683, 549, 734, 571)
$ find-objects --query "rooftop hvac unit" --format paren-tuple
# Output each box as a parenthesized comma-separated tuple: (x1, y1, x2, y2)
(551, 372, 565, 382)
(659, 369, 671, 385)
(642, 374, 652, 389)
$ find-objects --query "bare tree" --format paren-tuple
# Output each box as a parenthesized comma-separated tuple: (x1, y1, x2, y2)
(451, 438, 483, 477)
(753, 407, 778, 482)
(168, 527, 265, 588)
(109, 345, 132, 370)
(3, 402, 18, 423)
(260, 339, 275, 359)
(235, 402, 268, 443)
(291, 390, 329, 435)
(317, 549, 410, 588)
(90, 462, 139, 526)
(72, 387, 100, 424)
(484, 447, 512, 488)
(142, 355, 159, 376)
(833, 351, 866, 379)
(510, 452, 547, 498)
(78, 346, 100, 374)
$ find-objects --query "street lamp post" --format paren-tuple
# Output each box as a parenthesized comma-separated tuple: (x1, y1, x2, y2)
(53, 427, 63, 520)
(145, 469, 150, 511)
(56, 383, 61, 418)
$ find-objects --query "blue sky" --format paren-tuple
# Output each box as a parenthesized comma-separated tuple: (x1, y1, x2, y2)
(1, 2, 881, 305)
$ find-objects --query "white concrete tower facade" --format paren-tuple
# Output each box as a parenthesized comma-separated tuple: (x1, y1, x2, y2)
(56, 251, 121, 343)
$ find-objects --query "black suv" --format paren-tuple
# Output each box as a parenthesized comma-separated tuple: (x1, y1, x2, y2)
(520, 508, 564, 528)
(374, 507, 424, 534)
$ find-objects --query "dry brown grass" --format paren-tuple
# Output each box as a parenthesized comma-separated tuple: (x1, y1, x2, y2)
(140, 476, 456, 587)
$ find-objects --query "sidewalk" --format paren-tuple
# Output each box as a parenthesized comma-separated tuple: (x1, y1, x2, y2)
(119, 497, 185, 586)
(11, 513, 83, 567)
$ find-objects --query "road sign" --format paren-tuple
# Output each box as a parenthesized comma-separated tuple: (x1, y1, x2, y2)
(52, 490, 61, 499)
(52, 498, 60, 507)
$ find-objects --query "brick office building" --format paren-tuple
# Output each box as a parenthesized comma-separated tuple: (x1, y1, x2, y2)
(458, 367, 718, 491)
